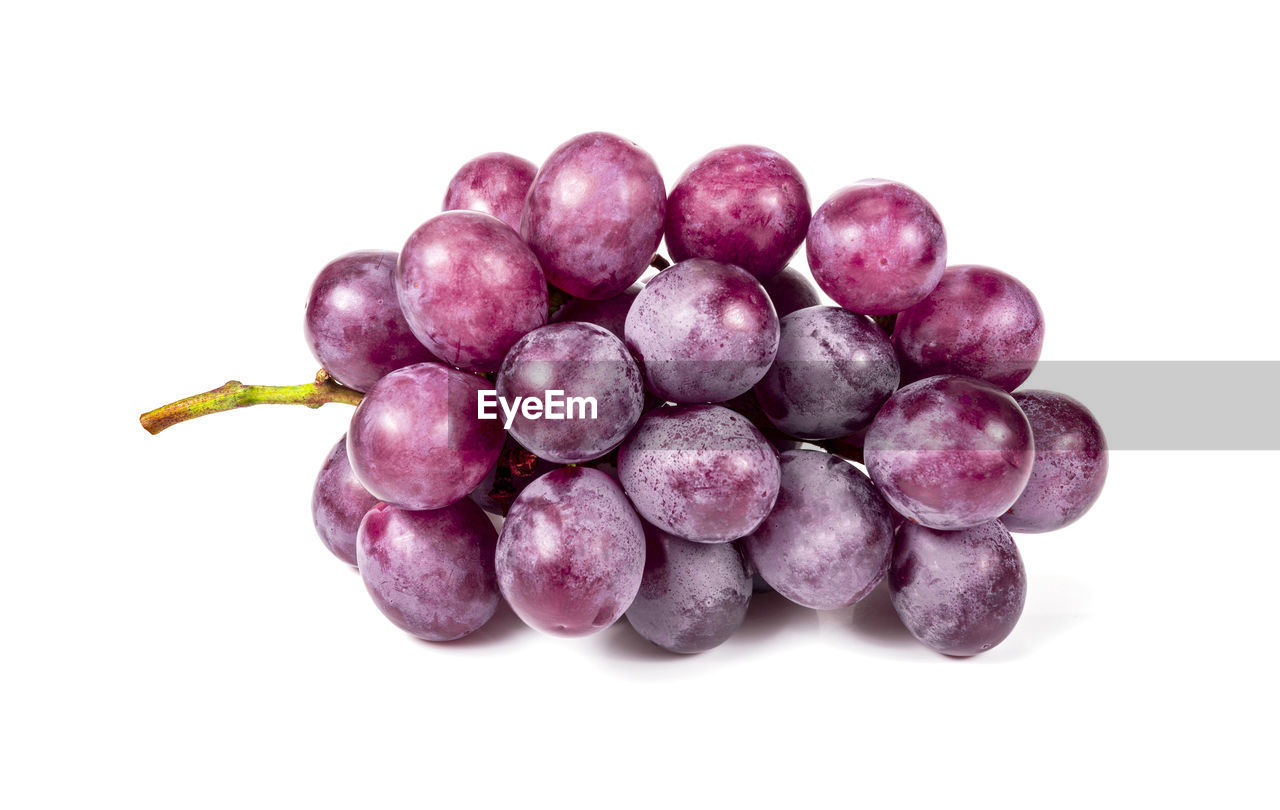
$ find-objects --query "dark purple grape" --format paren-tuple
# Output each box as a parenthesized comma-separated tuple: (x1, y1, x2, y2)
(720, 389, 802, 452)
(397, 210, 547, 372)
(864, 375, 1034, 530)
(496, 467, 645, 637)
(347, 363, 504, 510)
(625, 525, 752, 654)
(754, 306, 899, 440)
(495, 322, 645, 463)
(762, 265, 821, 318)
(521, 132, 665, 300)
(664, 145, 810, 281)
(467, 436, 561, 517)
(889, 520, 1027, 656)
(806, 180, 947, 315)
(312, 435, 378, 566)
(742, 450, 895, 610)
(442, 152, 537, 232)
(550, 283, 641, 340)
(892, 265, 1045, 391)
(1003, 390, 1108, 533)
(618, 404, 781, 543)
(304, 251, 438, 392)
(357, 500, 499, 642)
(624, 259, 779, 403)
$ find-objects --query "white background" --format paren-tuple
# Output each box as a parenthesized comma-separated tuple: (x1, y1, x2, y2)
(2, 2, 1276, 807)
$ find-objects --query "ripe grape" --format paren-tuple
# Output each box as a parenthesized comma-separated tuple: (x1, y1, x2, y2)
(889, 520, 1027, 656)
(762, 265, 821, 318)
(624, 259, 779, 403)
(864, 375, 1034, 530)
(1003, 390, 1108, 533)
(806, 180, 947, 315)
(347, 362, 504, 510)
(496, 467, 645, 637)
(742, 450, 895, 610)
(664, 145, 810, 281)
(521, 132, 665, 299)
(397, 210, 548, 372)
(719, 389, 802, 452)
(303, 251, 438, 392)
(550, 283, 641, 340)
(618, 404, 781, 543)
(311, 435, 378, 566)
(442, 152, 537, 232)
(357, 500, 500, 642)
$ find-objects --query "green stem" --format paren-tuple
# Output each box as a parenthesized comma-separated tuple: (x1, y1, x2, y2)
(139, 370, 363, 435)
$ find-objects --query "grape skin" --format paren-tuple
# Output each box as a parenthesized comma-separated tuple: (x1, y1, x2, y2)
(311, 435, 378, 566)
(719, 389, 802, 452)
(442, 152, 537, 232)
(761, 265, 821, 318)
(550, 283, 642, 340)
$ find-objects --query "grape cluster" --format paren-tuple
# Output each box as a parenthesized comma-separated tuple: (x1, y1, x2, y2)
(294, 132, 1109, 655)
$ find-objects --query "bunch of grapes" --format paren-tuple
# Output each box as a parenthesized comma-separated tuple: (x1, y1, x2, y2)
(141, 132, 1108, 657)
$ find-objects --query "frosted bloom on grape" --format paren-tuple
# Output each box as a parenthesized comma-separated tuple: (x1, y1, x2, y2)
(312, 434, 378, 566)
(442, 152, 537, 232)
(1003, 390, 1108, 533)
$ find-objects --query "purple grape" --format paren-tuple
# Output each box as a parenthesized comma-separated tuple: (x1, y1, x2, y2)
(495, 322, 645, 463)
(442, 152, 537, 232)
(618, 404, 781, 543)
(347, 362, 504, 510)
(521, 132, 665, 300)
(742, 450, 895, 610)
(303, 251, 438, 392)
(664, 145, 810, 281)
(806, 180, 947, 315)
(892, 265, 1045, 391)
(625, 526, 752, 654)
(865, 375, 1034, 530)
(719, 389, 802, 452)
(496, 467, 645, 637)
(754, 306, 900, 440)
(624, 259, 779, 403)
(550, 283, 641, 340)
(889, 520, 1027, 656)
(762, 265, 821, 318)
(467, 436, 561, 517)
(397, 210, 548, 372)
(357, 500, 500, 642)
(1003, 390, 1108, 533)
(312, 434, 378, 566)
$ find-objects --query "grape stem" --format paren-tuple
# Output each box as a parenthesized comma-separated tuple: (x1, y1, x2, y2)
(138, 370, 363, 435)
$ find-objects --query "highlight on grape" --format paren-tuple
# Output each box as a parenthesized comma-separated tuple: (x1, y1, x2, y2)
(139, 130, 1108, 657)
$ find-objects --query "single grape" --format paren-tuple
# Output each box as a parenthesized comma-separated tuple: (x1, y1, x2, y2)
(719, 389, 802, 452)
(397, 210, 548, 372)
(864, 375, 1034, 530)
(467, 436, 561, 517)
(892, 265, 1045, 391)
(496, 467, 645, 637)
(625, 525, 752, 654)
(762, 265, 821, 318)
(442, 152, 537, 232)
(806, 180, 947, 315)
(624, 259, 779, 403)
(357, 500, 500, 642)
(312, 434, 378, 566)
(304, 251, 438, 392)
(664, 145, 810, 281)
(496, 322, 645, 463)
(1003, 390, 1108, 533)
(550, 283, 642, 340)
(754, 306, 900, 440)
(347, 362, 504, 510)
(618, 404, 781, 543)
(742, 450, 895, 610)
(521, 132, 666, 299)
(889, 520, 1027, 656)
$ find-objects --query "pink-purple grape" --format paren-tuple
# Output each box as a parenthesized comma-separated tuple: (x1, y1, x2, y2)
(347, 362, 504, 510)
(762, 265, 821, 318)
(496, 467, 645, 637)
(303, 251, 438, 392)
(889, 519, 1027, 656)
(664, 145, 810, 281)
(625, 525, 752, 653)
(806, 180, 947, 315)
(521, 132, 665, 300)
(312, 434, 378, 566)
(397, 210, 548, 371)
(754, 305, 900, 440)
(1003, 390, 1108, 533)
(742, 450, 895, 610)
(442, 151, 537, 232)
(864, 375, 1034, 530)
(720, 389, 802, 452)
(618, 404, 781, 543)
(892, 265, 1045, 391)
(495, 322, 645, 463)
(550, 283, 641, 340)
(357, 500, 500, 642)
(624, 259, 779, 403)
